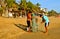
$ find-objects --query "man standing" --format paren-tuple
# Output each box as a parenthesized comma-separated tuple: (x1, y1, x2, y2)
(27, 11, 32, 32)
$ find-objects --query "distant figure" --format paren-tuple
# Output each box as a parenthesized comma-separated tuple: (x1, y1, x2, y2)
(40, 14, 49, 33)
(13, 13, 16, 18)
(27, 11, 32, 32)
(8, 11, 13, 18)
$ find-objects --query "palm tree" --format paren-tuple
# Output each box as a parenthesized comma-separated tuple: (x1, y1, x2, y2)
(0, 0, 7, 17)
(36, 3, 40, 7)
(5, 0, 15, 8)
(4, 0, 16, 17)
(19, 0, 27, 17)
(27, 1, 33, 9)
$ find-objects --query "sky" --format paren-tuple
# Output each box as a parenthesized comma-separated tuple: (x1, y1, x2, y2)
(16, 0, 60, 13)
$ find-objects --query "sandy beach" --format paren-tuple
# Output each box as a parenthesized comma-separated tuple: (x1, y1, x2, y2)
(0, 16, 60, 39)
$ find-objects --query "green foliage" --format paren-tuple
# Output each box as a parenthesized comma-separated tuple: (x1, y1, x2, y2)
(48, 10, 58, 16)
(19, 0, 40, 12)
(0, 7, 3, 12)
(36, 3, 40, 7)
(20, 0, 27, 10)
(27, 1, 34, 9)
(0, 7, 3, 16)
(6, 0, 15, 8)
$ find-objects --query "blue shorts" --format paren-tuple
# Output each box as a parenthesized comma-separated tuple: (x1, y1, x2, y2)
(45, 22, 49, 27)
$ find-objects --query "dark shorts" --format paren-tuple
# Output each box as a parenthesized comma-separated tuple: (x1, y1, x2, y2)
(45, 22, 49, 27)
(27, 21, 30, 27)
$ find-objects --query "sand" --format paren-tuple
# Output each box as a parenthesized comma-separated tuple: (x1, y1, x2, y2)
(0, 16, 60, 39)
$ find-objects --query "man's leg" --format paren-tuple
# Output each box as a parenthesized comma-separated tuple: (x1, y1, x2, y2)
(45, 23, 48, 33)
(27, 21, 30, 32)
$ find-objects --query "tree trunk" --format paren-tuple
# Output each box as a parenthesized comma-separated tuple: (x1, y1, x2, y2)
(5, 9, 9, 17)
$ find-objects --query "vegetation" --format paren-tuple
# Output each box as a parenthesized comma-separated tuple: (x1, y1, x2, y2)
(0, 7, 3, 16)
(0, 0, 59, 17)
(48, 10, 59, 17)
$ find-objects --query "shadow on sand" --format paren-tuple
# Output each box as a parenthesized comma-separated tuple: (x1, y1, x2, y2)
(14, 24, 45, 33)
(14, 24, 27, 31)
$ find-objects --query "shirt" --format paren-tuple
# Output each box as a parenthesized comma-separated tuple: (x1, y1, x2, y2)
(43, 15, 49, 23)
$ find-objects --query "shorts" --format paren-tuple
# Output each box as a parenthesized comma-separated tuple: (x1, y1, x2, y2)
(45, 22, 49, 27)
(27, 21, 30, 27)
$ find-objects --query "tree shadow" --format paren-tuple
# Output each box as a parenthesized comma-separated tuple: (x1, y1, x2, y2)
(14, 24, 27, 31)
(14, 23, 46, 33)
